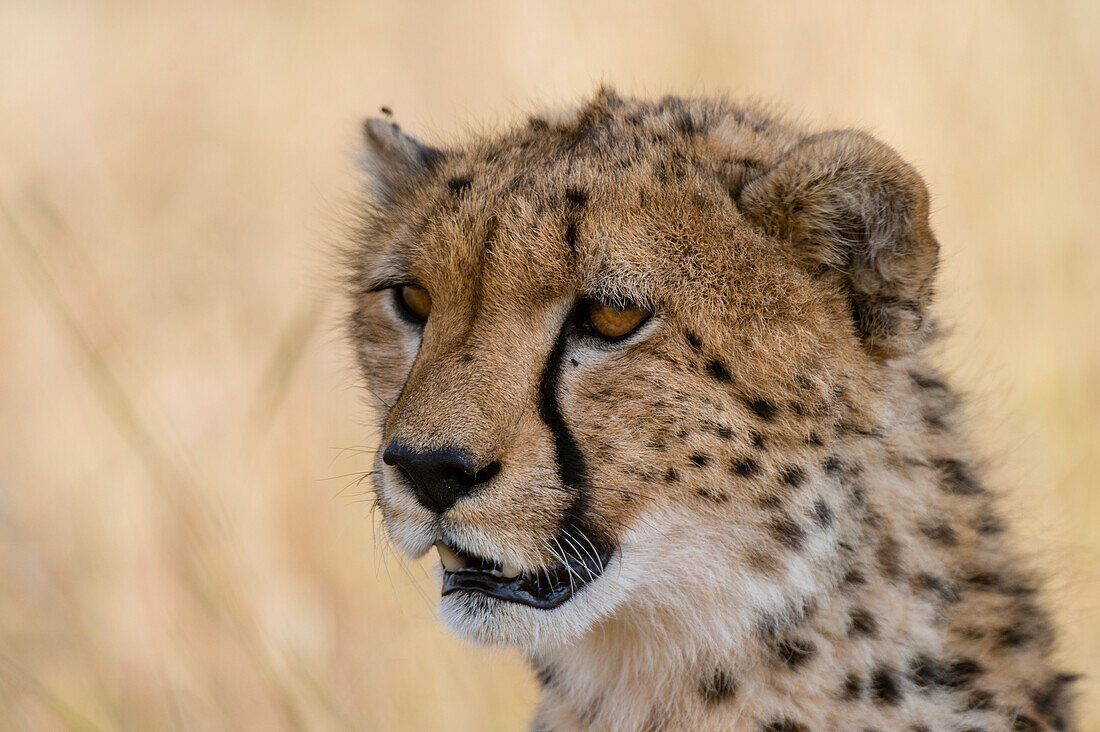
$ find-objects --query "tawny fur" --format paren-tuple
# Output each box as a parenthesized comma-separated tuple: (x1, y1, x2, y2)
(346, 89, 1075, 731)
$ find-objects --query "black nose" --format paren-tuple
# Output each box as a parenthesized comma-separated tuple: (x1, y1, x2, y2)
(381, 441, 501, 512)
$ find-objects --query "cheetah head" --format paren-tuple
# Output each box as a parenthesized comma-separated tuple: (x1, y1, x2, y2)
(348, 90, 938, 653)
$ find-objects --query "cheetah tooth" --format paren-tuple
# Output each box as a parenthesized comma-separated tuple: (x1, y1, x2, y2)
(435, 542, 465, 572)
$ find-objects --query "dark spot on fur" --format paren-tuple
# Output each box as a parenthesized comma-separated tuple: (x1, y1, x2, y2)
(690, 453, 710, 468)
(1011, 715, 1041, 731)
(446, 175, 471, 194)
(848, 608, 877, 637)
(746, 398, 778, 421)
(843, 568, 867, 587)
(1031, 673, 1076, 730)
(761, 721, 808, 732)
(564, 221, 578, 251)
(932, 458, 985, 495)
(823, 456, 843, 473)
(664, 468, 679, 483)
(707, 360, 732, 383)
(458, 353, 473, 362)
(806, 432, 824, 446)
(780, 465, 805, 488)
(876, 535, 904, 581)
(731, 457, 758, 477)
(972, 511, 1005, 535)
(713, 424, 734, 439)
(769, 514, 806, 550)
(910, 371, 948, 391)
(842, 672, 863, 700)
(565, 187, 588, 207)
(750, 431, 766, 450)
(535, 663, 555, 688)
(699, 669, 737, 704)
(871, 666, 902, 705)
(698, 488, 728, 504)
(910, 655, 983, 690)
(775, 638, 816, 669)
(914, 574, 959, 603)
(686, 331, 702, 350)
(966, 689, 995, 710)
(812, 500, 834, 529)
(920, 521, 958, 546)
(758, 494, 783, 510)
(997, 624, 1035, 649)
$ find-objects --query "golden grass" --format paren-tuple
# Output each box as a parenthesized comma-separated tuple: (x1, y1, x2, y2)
(0, 1, 1096, 728)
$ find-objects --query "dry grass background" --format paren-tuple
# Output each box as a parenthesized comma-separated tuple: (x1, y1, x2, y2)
(0, 1, 1097, 729)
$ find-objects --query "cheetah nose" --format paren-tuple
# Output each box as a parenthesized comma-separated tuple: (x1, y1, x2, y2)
(382, 440, 501, 512)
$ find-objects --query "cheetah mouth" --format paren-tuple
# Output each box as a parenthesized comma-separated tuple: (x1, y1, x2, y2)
(435, 541, 613, 610)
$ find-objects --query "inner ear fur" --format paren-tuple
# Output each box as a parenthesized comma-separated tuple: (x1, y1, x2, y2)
(738, 130, 939, 359)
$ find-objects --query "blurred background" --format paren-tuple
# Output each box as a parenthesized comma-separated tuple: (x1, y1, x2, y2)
(1, 1, 1097, 728)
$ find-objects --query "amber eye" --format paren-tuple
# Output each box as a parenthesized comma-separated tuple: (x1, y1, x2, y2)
(584, 300, 650, 340)
(395, 284, 432, 323)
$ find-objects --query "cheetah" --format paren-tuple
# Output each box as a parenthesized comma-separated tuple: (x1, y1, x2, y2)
(346, 89, 1076, 731)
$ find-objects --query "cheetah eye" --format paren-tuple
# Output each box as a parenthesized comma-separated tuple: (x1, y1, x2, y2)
(582, 300, 650, 340)
(394, 284, 432, 324)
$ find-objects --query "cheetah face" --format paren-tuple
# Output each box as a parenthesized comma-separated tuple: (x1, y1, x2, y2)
(348, 92, 936, 651)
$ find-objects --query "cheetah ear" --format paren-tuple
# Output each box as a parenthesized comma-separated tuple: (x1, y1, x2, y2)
(359, 118, 446, 205)
(738, 130, 939, 359)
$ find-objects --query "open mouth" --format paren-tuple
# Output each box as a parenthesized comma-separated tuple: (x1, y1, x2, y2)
(435, 541, 612, 610)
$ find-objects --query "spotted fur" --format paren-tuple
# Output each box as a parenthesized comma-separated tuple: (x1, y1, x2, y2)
(347, 89, 1075, 731)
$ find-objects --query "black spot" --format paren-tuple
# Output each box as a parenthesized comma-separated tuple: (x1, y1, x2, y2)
(699, 669, 737, 704)
(690, 453, 710, 468)
(806, 432, 824, 446)
(446, 175, 471, 194)
(706, 360, 732, 383)
(761, 719, 808, 732)
(569, 358, 579, 367)
(712, 424, 734, 439)
(750, 431, 766, 450)
(775, 637, 816, 669)
(758, 494, 783, 510)
(565, 187, 588, 207)
(769, 515, 806, 550)
(841, 672, 863, 700)
(458, 353, 473, 362)
(972, 511, 1005, 535)
(932, 458, 985, 496)
(686, 331, 702, 350)
(911, 656, 984, 691)
(731, 457, 758, 477)
(964, 570, 1002, 590)
(1011, 715, 1041, 731)
(535, 663, 555, 688)
(564, 221, 579, 251)
(664, 468, 679, 483)
(909, 371, 948, 391)
(875, 535, 904, 581)
(920, 521, 958, 546)
(965, 689, 995, 710)
(871, 666, 903, 705)
(1032, 673, 1075, 731)
(780, 465, 805, 489)
(528, 116, 549, 131)
(914, 574, 959, 603)
(823, 456, 843, 473)
(811, 500, 834, 529)
(698, 488, 728, 504)
(997, 624, 1035, 649)
(842, 568, 867, 587)
(746, 398, 778, 421)
(848, 608, 877, 637)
